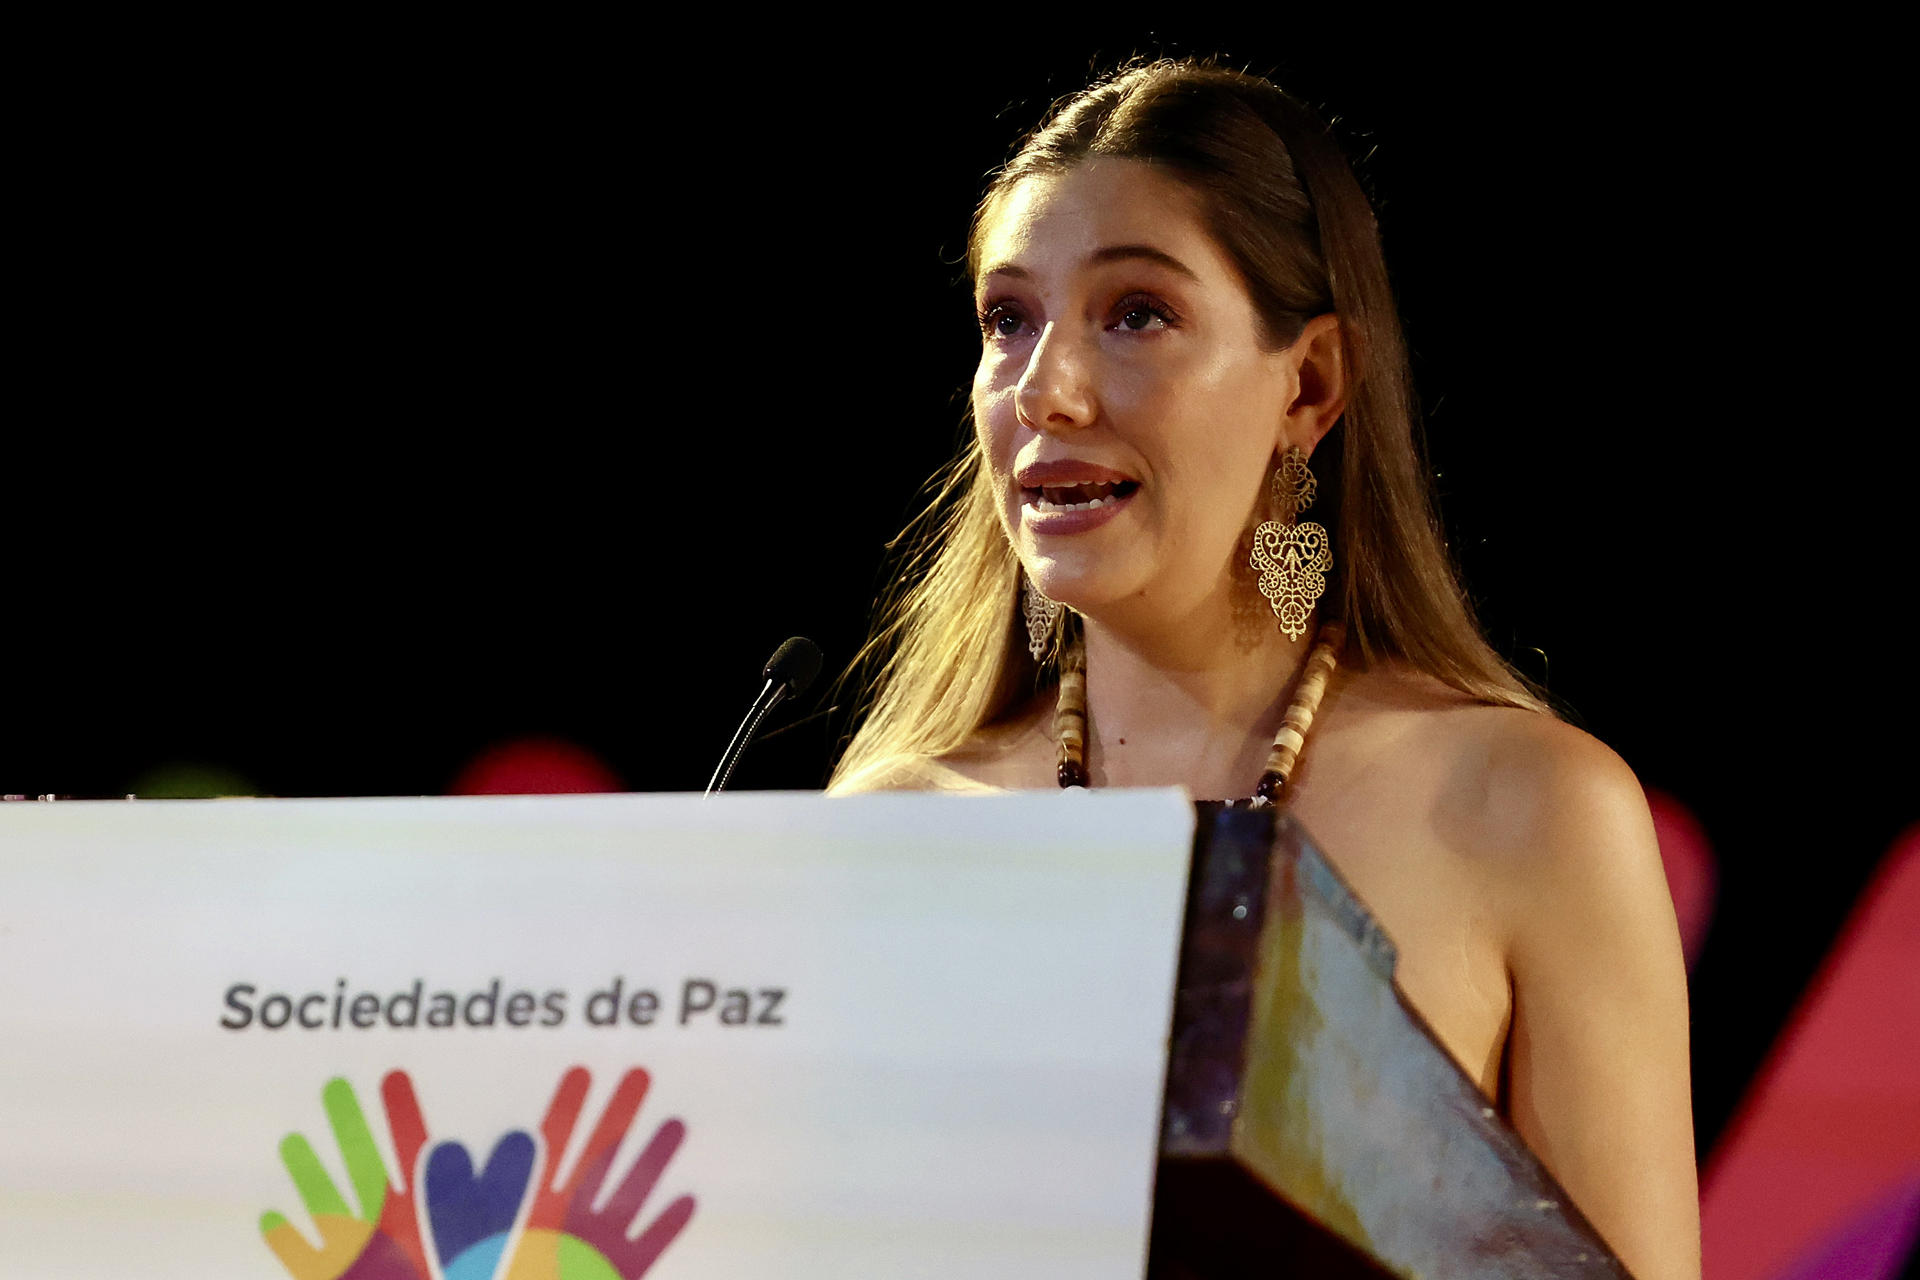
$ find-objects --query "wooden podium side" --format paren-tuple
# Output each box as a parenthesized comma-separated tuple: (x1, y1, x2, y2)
(1149, 804, 1632, 1278)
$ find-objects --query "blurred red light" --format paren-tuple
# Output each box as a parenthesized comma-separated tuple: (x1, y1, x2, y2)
(448, 737, 623, 795)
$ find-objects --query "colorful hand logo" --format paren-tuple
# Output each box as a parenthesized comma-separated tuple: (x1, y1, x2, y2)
(263, 1067, 693, 1280)
(260, 1072, 431, 1280)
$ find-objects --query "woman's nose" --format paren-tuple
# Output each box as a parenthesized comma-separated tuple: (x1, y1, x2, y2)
(1014, 321, 1096, 434)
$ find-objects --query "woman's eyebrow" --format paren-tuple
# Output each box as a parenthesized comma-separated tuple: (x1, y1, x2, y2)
(978, 244, 1201, 286)
(1087, 244, 1200, 279)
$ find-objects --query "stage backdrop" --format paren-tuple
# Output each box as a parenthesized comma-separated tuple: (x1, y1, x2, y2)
(0, 790, 1196, 1279)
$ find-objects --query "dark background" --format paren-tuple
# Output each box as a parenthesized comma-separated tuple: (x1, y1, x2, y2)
(8, 20, 1910, 1169)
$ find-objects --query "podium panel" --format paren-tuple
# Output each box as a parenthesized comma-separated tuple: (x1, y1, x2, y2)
(0, 791, 1196, 1279)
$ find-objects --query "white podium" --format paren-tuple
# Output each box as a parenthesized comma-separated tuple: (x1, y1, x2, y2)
(0, 791, 1196, 1280)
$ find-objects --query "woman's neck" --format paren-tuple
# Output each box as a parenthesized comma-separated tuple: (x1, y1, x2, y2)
(1077, 595, 1313, 797)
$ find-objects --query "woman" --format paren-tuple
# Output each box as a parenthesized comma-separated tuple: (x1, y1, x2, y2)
(829, 58, 1697, 1278)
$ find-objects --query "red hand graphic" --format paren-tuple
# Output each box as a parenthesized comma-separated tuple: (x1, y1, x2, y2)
(506, 1066, 696, 1278)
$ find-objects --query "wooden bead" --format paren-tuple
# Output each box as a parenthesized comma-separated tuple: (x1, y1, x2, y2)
(1054, 643, 1089, 788)
(1258, 621, 1345, 792)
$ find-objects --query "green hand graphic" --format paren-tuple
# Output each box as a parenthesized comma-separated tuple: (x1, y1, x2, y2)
(260, 1073, 430, 1280)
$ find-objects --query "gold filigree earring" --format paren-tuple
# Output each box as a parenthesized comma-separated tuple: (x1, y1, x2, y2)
(1250, 446, 1332, 641)
(1022, 573, 1062, 661)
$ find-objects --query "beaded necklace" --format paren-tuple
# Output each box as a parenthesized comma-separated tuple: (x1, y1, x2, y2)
(1053, 620, 1347, 806)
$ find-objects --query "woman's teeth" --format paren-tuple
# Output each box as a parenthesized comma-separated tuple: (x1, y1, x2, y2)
(1031, 481, 1135, 512)
(1039, 492, 1114, 512)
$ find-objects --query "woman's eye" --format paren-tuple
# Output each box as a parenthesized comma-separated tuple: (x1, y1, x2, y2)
(1112, 293, 1177, 333)
(978, 304, 1025, 339)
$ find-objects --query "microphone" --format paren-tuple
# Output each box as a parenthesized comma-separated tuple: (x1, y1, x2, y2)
(706, 637, 823, 796)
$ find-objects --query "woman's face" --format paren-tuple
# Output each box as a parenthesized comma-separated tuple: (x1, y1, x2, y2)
(971, 158, 1307, 630)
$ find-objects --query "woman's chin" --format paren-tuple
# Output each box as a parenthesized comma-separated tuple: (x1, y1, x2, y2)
(1022, 544, 1158, 615)
(1024, 574, 1133, 617)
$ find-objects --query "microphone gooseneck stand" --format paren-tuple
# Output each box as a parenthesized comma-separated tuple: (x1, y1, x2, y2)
(706, 637, 822, 796)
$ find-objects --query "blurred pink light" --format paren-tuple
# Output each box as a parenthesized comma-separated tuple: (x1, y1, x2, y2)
(1702, 825, 1920, 1279)
(1647, 787, 1719, 968)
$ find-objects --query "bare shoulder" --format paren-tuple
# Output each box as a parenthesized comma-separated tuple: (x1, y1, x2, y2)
(1309, 657, 1673, 971)
(1335, 661, 1654, 876)
(1436, 697, 1680, 1011)
(1445, 699, 1660, 904)
(829, 691, 1055, 795)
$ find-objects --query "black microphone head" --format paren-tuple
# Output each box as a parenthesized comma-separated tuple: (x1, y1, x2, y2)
(763, 636, 823, 695)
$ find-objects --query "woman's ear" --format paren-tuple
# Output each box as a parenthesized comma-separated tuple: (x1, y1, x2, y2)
(1283, 313, 1348, 457)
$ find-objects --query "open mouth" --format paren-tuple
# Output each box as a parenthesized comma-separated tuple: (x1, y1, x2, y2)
(1024, 480, 1141, 512)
